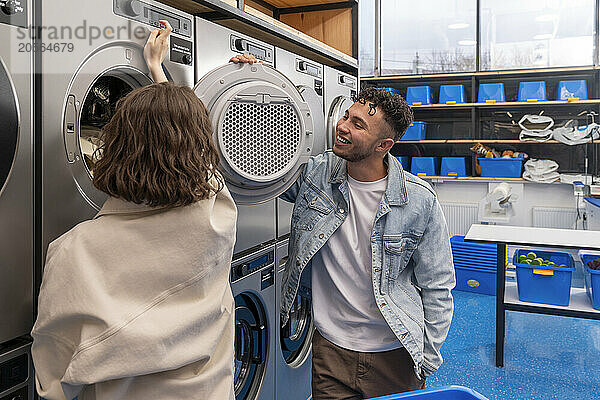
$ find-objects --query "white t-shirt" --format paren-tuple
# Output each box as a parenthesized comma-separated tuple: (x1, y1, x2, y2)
(312, 174, 402, 352)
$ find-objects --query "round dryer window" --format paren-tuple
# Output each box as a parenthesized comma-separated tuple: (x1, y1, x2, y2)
(0, 58, 19, 195)
(234, 293, 267, 399)
(327, 95, 354, 149)
(62, 43, 152, 209)
(280, 293, 313, 367)
(195, 63, 315, 204)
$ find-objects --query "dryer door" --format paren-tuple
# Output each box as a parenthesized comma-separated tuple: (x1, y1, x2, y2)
(194, 63, 315, 204)
(327, 95, 354, 149)
(298, 85, 325, 155)
(234, 293, 267, 400)
(0, 57, 19, 196)
(62, 44, 153, 209)
(280, 288, 313, 367)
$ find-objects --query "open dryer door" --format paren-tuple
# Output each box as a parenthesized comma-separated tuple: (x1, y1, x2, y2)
(194, 62, 315, 205)
(326, 95, 354, 150)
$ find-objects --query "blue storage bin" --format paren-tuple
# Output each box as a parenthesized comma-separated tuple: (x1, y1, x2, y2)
(401, 122, 426, 141)
(478, 158, 523, 178)
(580, 253, 600, 310)
(406, 86, 433, 105)
(557, 80, 588, 100)
(382, 87, 401, 96)
(441, 157, 467, 177)
(454, 266, 496, 295)
(477, 83, 505, 103)
(368, 385, 489, 400)
(411, 157, 439, 176)
(518, 81, 547, 102)
(438, 84, 466, 104)
(395, 156, 410, 171)
(513, 249, 575, 306)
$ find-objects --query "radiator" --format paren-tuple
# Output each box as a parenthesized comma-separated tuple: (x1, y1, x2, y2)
(532, 207, 577, 229)
(440, 202, 479, 237)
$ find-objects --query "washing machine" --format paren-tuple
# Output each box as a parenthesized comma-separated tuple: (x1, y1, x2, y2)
(41, 0, 194, 259)
(274, 48, 325, 240)
(194, 18, 315, 256)
(0, 0, 33, 345)
(275, 239, 313, 400)
(0, 339, 33, 400)
(324, 66, 357, 149)
(230, 245, 277, 400)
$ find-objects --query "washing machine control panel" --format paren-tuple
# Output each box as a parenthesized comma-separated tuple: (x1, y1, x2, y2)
(338, 73, 357, 90)
(296, 59, 322, 79)
(231, 249, 275, 282)
(113, 0, 192, 38)
(0, 0, 27, 28)
(230, 35, 274, 64)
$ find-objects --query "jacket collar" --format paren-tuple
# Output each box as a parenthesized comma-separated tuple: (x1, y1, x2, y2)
(95, 197, 171, 219)
(328, 153, 408, 206)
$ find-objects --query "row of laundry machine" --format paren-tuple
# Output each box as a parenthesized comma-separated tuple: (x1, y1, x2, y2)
(0, 0, 357, 399)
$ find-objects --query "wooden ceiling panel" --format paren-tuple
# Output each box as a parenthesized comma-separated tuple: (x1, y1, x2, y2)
(263, 0, 344, 7)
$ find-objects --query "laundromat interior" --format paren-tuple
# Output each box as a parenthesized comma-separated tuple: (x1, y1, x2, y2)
(2, 0, 600, 399)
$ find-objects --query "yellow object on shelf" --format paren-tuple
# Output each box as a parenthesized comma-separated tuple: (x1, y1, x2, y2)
(412, 102, 422, 106)
(526, 99, 538, 102)
(417, 173, 427, 177)
(567, 97, 579, 102)
(485, 100, 496, 104)
(446, 101, 457, 105)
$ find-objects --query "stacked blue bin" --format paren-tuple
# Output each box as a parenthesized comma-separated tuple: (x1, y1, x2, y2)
(556, 80, 588, 100)
(411, 157, 439, 176)
(478, 83, 505, 103)
(451, 236, 498, 295)
(401, 122, 426, 141)
(518, 81, 547, 102)
(395, 156, 410, 171)
(441, 157, 468, 177)
(406, 86, 434, 105)
(580, 253, 600, 310)
(438, 85, 466, 104)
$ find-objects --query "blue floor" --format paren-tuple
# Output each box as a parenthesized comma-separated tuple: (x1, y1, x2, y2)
(428, 290, 600, 400)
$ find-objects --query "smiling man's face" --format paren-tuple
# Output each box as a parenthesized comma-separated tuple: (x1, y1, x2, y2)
(333, 101, 392, 162)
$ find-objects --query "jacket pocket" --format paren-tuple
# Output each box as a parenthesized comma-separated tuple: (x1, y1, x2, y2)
(294, 190, 333, 230)
(384, 235, 419, 280)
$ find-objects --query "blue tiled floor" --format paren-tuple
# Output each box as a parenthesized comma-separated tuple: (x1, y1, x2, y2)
(428, 290, 600, 400)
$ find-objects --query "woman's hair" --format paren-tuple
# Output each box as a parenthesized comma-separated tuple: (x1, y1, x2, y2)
(93, 82, 224, 207)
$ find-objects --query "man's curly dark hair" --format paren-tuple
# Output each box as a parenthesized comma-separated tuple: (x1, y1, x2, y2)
(354, 87, 414, 141)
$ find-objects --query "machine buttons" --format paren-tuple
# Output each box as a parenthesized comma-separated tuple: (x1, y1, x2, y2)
(234, 38, 246, 52)
(182, 54, 193, 65)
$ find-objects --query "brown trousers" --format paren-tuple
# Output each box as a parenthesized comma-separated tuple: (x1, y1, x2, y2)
(311, 330, 425, 400)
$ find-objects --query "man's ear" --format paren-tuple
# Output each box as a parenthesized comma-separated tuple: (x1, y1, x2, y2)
(376, 138, 396, 153)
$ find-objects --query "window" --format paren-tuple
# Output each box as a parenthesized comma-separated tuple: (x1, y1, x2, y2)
(380, 0, 476, 75)
(480, 0, 595, 70)
(359, 0, 376, 77)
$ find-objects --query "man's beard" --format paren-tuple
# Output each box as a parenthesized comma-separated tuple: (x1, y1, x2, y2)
(333, 142, 376, 162)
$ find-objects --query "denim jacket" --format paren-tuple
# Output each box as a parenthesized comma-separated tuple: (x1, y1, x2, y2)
(280, 151, 455, 378)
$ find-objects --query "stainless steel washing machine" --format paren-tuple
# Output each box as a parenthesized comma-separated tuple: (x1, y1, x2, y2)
(195, 18, 315, 256)
(41, 0, 194, 259)
(0, 339, 33, 400)
(275, 239, 313, 400)
(324, 66, 357, 150)
(274, 48, 325, 240)
(0, 0, 33, 345)
(231, 245, 277, 400)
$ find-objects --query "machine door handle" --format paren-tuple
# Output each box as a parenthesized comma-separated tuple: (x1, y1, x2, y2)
(64, 95, 78, 163)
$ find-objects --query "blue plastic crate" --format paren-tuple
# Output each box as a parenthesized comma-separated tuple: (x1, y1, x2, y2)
(439, 85, 466, 104)
(368, 385, 489, 400)
(477, 83, 505, 103)
(581, 253, 600, 311)
(478, 158, 523, 178)
(556, 80, 588, 100)
(513, 249, 575, 306)
(441, 157, 467, 177)
(454, 266, 496, 295)
(406, 86, 434, 105)
(411, 157, 439, 176)
(396, 156, 410, 171)
(450, 236, 498, 251)
(518, 81, 547, 102)
(401, 122, 426, 141)
(382, 87, 401, 96)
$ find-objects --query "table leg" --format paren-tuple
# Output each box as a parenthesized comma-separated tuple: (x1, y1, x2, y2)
(496, 243, 506, 368)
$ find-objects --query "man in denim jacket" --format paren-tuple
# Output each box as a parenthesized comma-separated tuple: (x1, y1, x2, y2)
(278, 87, 455, 399)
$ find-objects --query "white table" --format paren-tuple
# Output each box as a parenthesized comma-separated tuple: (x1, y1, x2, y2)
(464, 224, 600, 367)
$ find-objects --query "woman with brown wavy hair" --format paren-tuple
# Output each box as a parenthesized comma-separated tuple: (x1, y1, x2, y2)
(31, 21, 237, 400)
